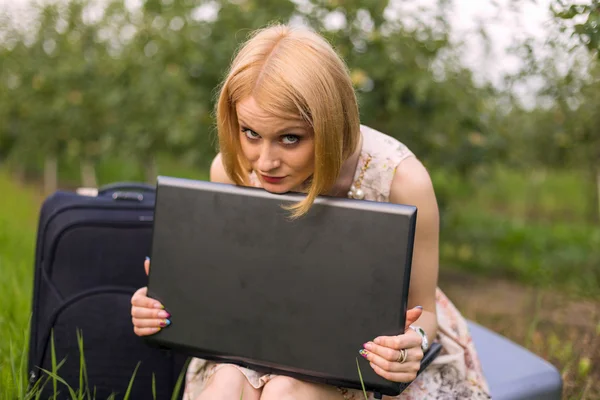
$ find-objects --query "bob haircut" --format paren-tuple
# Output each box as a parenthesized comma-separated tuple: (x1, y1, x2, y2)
(216, 24, 361, 218)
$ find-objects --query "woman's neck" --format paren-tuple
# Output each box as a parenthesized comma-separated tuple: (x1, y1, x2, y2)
(327, 133, 363, 198)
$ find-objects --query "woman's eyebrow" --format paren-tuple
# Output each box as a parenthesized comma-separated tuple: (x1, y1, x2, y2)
(238, 120, 255, 130)
(238, 119, 308, 135)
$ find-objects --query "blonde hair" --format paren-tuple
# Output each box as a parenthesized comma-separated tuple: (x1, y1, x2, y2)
(216, 24, 361, 218)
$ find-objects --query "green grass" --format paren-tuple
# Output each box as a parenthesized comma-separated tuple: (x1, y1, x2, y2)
(440, 210, 600, 297)
(431, 165, 590, 223)
(0, 169, 39, 397)
(431, 165, 600, 298)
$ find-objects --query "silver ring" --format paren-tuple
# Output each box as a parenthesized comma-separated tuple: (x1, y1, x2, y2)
(396, 349, 407, 364)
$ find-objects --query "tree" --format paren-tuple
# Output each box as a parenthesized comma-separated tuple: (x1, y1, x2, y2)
(0, 0, 505, 195)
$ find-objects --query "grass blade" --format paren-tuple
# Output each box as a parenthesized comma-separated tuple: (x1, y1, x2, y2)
(19, 317, 32, 400)
(38, 367, 78, 399)
(9, 340, 18, 396)
(50, 330, 58, 399)
(152, 373, 156, 400)
(170, 357, 191, 400)
(355, 358, 369, 400)
(78, 333, 83, 399)
(122, 362, 141, 400)
(32, 375, 51, 400)
(75, 329, 91, 400)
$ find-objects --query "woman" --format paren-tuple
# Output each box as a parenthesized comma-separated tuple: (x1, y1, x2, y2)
(131, 24, 491, 399)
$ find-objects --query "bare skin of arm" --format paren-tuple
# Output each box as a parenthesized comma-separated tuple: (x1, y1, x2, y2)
(389, 156, 440, 343)
(210, 153, 235, 184)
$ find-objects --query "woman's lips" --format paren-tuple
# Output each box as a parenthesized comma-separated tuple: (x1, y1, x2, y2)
(261, 175, 285, 184)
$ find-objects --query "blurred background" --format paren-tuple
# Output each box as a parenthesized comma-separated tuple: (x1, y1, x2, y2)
(0, 0, 598, 398)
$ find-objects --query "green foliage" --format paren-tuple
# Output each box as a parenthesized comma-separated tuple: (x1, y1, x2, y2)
(0, 0, 500, 184)
(0, 0, 597, 194)
(498, 0, 600, 220)
(441, 210, 600, 297)
(429, 165, 600, 299)
(553, 0, 600, 56)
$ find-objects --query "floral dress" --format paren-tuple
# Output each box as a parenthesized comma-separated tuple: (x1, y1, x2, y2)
(184, 125, 491, 400)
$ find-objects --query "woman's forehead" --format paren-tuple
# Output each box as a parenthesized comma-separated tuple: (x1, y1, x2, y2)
(236, 96, 307, 127)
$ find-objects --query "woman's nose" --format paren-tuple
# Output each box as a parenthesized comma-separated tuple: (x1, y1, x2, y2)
(257, 144, 281, 171)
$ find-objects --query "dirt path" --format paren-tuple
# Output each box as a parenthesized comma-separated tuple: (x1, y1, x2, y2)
(439, 269, 600, 399)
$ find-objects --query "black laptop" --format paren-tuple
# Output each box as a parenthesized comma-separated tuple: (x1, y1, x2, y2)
(145, 176, 441, 397)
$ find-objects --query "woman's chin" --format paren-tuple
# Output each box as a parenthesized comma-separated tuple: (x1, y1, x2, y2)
(261, 180, 303, 194)
(262, 184, 292, 194)
(259, 176, 309, 194)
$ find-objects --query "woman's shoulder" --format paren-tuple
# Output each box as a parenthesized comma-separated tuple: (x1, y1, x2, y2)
(389, 155, 437, 207)
(357, 125, 436, 205)
(353, 125, 414, 202)
(359, 125, 415, 165)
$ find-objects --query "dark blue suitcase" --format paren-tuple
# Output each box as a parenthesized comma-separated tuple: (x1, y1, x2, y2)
(27, 182, 187, 399)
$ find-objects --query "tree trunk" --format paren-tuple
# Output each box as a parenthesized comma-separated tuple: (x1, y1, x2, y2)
(144, 155, 157, 184)
(595, 166, 600, 223)
(12, 164, 25, 184)
(587, 163, 600, 224)
(81, 159, 97, 188)
(44, 154, 57, 195)
(526, 169, 546, 220)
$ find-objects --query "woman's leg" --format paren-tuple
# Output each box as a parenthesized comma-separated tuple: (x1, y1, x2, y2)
(260, 376, 345, 400)
(195, 365, 261, 400)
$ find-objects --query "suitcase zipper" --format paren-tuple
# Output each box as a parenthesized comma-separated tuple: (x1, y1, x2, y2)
(30, 286, 138, 386)
(29, 218, 153, 385)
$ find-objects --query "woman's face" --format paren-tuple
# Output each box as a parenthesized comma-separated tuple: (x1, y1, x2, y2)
(236, 96, 315, 194)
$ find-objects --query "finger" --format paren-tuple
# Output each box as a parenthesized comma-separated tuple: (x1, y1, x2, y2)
(362, 340, 423, 364)
(360, 348, 404, 373)
(131, 287, 164, 309)
(369, 362, 419, 383)
(404, 306, 423, 329)
(363, 332, 423, 361)
(134, 326, 161, 337)
(144, 257, 150, 276)
(362, 340, 399, 362)
(131, 306, 171, 319)
(364, 350, 421, 374)
(372, 330, 422, 350)
(132, 317, 171, 329)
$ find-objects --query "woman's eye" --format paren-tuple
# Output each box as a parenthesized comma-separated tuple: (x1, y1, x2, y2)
(281, 135, 299, 145)
(243, 128, 260, 140)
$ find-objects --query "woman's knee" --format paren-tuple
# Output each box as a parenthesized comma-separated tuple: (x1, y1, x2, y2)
(201, 366, 257, 398)
(261, 376, 301, 399)
(261, 376, 342, 400)
(210, 366, 244, 384)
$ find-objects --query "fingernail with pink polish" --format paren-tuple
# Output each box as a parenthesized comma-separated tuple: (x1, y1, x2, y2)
(158, 310, 170, 318)
(359, 349, 369, 358)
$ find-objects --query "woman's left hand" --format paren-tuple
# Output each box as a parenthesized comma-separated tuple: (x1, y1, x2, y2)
(359, 306, 425, 383)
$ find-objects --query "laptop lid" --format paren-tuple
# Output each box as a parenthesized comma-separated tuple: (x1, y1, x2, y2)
(146, 176, 425, 396)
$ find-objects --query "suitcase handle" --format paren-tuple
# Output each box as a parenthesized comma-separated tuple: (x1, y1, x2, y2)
(98, 182, 156, 195)
(98, 182, 156, 202)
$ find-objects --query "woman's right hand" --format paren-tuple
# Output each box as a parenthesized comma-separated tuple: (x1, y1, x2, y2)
(131, 258, 171, 336)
